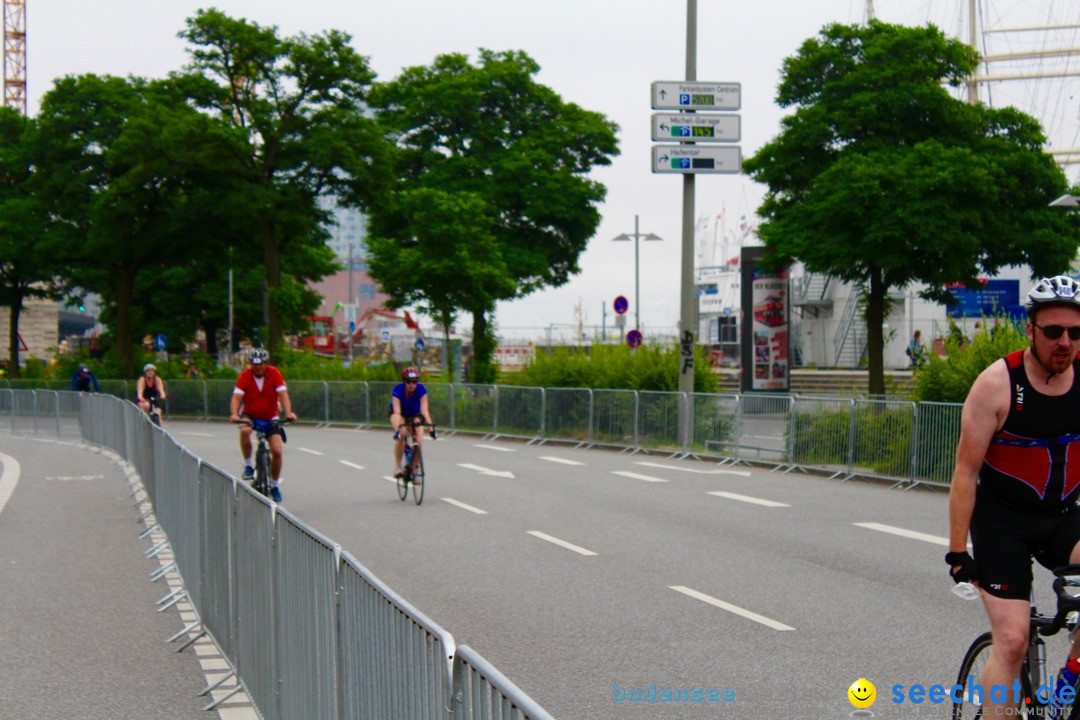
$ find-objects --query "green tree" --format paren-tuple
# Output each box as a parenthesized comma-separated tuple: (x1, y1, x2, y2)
(367, 49, 619, 381)
(177, 9, 388, 359)
(366, 188, 515, 381)
(743, 21, 1077, 395)
(0, 109, 66, 374)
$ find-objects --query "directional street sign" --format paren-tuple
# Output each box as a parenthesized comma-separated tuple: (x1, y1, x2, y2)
(154, 333, 167, 351)
(652, 113, 740, 143)
(652, 145, 741, 174)
(651, 81, 741, 111)
(613, 295, 629, 315)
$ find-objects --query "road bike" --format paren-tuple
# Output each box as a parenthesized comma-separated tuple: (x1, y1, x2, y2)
(238, 417, 290, 500)
(395, 419, 436, 506)
(146, 395, 162, 427)
(953, 565, 1080, 719)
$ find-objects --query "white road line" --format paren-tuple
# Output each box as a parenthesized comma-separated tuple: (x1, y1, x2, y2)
(0, 451, 20, 516)
(474, 444, 516, 452)
(539, 456, 585, 466)
(442, 498, 488, 514)
(179, 431, 216, 437)
(707, 491, 789, 508)
(669, 586, 794, 631)
(634, 461, 750, 477)
(339, 460, 365, 470)
(383, 475, 398, 483)
(527, 530, 597, 556)
(854, 522, 948, 546)
(297, 447, 324, 456)
(458, 463, 515, 478)
(612, 470, 668, 483)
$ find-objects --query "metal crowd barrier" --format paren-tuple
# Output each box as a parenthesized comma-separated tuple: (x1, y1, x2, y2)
(8, 391, 549, 720)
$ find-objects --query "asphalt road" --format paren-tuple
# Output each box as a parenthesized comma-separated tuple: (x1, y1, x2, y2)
(162, 419, 1055, 720)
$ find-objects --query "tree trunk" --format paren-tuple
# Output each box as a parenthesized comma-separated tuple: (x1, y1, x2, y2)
(866, 271, 887, 397)
(7, 288, 24, 375)
(260, 211, 284, 359)
(443, 322, 454, 381)
(470, 309, 496, 383)
(203, 317, 220, 359)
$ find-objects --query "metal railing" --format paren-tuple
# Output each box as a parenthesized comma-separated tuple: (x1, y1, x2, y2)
(1, 390, 551, 720)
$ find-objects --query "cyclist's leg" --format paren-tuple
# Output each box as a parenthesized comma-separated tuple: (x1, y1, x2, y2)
(238, 424, 254, 468)
(391, 413, 406, 472)
(268, 433, 285, 482)
(979, 594, 1033, 715)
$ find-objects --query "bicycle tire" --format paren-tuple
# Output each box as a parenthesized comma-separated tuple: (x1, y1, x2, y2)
(255, 444, 271, 498)
(953, 631, 1042, 719)
(396, 465, 409, 501)
(411, 445, 424, 505)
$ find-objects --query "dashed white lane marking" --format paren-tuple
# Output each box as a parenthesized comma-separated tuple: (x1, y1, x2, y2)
(179, 431, 216, 437)
(458, 463, 515, 478)
(0, 451, 20, 515)
(539, 456, 585, 466)
(46, 474, 104, 481)
(297, 447, 324, 456)
(634, 461, 751, 477)
(707, 491, 789, 508)
(339, 460, 365, 470)
(442, 498, 488, 514)
(474, 444, 515, 452)
(669, 586, 795, 631)
(612, 470, 668, 483)
(527, 530, 597, 556)
(854, 522, 948, 546)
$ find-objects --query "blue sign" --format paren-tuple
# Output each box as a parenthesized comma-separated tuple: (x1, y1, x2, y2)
(627, 329, 644, 348)
(415, 338, 425, 351)
(946, 279, 1022, 318)
(613, 295, 629, 315)
(154, 334, 167, 351)
(349, 320, 356, 333)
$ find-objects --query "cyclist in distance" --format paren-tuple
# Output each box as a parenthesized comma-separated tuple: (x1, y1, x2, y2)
(228, 348, 297, 503)
(948, 275, 1080, 716)
(136, 363, 166, 418)
(70, 364, 100, 392)
(390, 366, 432, 480)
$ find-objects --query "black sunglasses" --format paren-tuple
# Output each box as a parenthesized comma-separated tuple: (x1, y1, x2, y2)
(1034, 323, 1080, 341)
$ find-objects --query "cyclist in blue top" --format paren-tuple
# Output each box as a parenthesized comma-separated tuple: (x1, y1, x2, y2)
(390, 366, 432, 480)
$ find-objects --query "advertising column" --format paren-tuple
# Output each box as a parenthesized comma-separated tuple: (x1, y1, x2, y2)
(740, 247, 790, 393)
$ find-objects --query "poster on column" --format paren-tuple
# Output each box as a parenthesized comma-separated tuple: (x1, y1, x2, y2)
(740, 247, 790, 393)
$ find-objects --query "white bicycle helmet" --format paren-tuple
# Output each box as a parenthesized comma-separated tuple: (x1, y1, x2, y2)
(249, 348, 270, 364)
(143, 363, 155, 373)
(1025, 275, 1080, 314)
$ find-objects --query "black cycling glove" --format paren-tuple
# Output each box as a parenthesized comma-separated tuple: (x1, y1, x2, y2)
(945, 551, 978, 584)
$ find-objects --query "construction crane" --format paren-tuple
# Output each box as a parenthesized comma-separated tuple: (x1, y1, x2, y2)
(3, 0, 25, 115)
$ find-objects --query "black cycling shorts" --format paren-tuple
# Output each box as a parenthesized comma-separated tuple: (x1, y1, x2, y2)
(970, 501, 1080, 600)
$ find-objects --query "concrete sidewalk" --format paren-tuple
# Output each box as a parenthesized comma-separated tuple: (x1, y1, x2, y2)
(0, 434, 256, 720)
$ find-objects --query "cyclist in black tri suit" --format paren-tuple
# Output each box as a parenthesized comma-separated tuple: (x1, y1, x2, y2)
(136, 363, 166, 418)
(948, 275, 1080, 717)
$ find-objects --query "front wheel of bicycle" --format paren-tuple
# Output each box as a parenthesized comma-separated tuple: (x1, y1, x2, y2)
(396, 457, 409, 501)
(255, 444, 271, 498)
(952, 632, 1041, 719)
(411, 445, 424, 506)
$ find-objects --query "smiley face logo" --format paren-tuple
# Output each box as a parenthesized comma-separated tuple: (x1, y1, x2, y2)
(848, 678, 876, 709)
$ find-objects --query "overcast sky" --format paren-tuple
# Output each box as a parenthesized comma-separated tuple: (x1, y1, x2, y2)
(23, 0, 1080, 341)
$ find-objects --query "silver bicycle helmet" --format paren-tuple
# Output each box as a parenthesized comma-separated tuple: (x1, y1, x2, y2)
(143, 363, 155, 373)
(249, 348, 270, 365)
(1025, 275, 1080, 314)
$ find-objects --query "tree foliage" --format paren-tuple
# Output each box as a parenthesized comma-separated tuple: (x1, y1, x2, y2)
(744, 21, 1077, 395)
(366, 49, 619, 381)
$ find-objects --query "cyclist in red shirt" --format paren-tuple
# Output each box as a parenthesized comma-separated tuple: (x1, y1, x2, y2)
(229, 348, 298, 502)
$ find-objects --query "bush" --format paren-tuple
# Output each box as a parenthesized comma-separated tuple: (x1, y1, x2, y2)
(512, 343, 720, 393)
(912, 317, 1028, 403)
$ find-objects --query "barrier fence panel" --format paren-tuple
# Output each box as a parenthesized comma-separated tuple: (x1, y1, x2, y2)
(452, 645, 555, 720)
(205, 380, 237, 419)
(789, 397, 853, 474)
(337, 552, 454, 720)
(274, 509, 340, 720)
(164, 380, 208, 420)
(495, 386, 544, 439)
(851, 400, 917, 482)
(914, 402, 962, 487)
(543, 388, 592, 444)
(592, 389, 637, 449)
(454, 384, 497, 434)
(326, 381, 368, 426)
(199, 461, 235, 663)
(370, 382, 396, 427)
(231, 486, 279, 720)
(168, 446, 203, 612)
(425, 383, 453, 433)
(638, 391, 683, 451)
(288, 381, 329, 424)
(691, 393, 740, 457)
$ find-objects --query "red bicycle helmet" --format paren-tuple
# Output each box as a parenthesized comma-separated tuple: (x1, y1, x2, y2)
(401, 366, 420, 380)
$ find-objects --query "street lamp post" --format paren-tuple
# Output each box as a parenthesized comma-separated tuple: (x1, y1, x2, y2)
(612, 216, 663, 334)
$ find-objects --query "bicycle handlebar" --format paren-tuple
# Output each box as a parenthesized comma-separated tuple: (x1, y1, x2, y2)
(395, 420, 437, 440)
(1038, 564, 1080, 636)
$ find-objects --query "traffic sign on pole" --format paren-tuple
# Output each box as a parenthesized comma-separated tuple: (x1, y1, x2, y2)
(626, 329, 643, 348)
(651, 81, 741, 111)
(652, 145, 741, 174)
(613, 295, 629, 315)
(652, 113, 740, 142)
